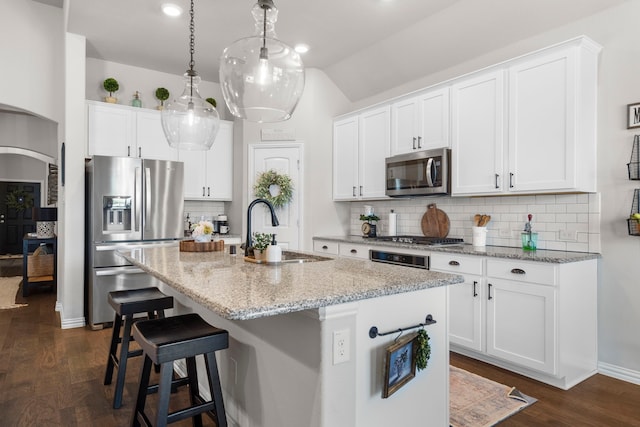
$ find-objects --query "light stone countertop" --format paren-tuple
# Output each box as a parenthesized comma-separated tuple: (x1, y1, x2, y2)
(315, 236, 601, 263)
(120, 246, 464, 321)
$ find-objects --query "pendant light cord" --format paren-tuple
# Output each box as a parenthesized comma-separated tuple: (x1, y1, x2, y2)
(188, 0, 195, 97)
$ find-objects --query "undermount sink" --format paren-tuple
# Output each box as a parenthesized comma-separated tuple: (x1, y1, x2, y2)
(244, 250, 333, 264)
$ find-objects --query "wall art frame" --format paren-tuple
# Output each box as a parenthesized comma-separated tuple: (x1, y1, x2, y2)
(628, 103, 640, 129)
(382, 333, 417, 398)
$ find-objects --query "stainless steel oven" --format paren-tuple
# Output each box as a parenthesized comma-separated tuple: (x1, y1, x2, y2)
(385, 148, 450, 197)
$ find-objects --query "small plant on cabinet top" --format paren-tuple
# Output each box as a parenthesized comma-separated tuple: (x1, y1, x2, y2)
(103, 78, 119, 102)
(155, 87, 170, 109)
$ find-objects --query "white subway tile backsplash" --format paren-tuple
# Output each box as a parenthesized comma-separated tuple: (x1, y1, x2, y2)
(347, 193, 600, 253)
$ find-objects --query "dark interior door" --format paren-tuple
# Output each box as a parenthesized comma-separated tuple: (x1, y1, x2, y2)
(0, 182, 40, 255)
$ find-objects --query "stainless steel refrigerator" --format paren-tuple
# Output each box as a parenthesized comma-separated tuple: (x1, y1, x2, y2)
(85, 155, 184, 328)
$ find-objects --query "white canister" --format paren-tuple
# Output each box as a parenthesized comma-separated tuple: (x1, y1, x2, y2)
(472, 226, 488, 247)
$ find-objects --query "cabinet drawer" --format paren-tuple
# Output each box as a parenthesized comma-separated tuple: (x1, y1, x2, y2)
(339, 243, 370, 259)
(313, 240, 339, 255)
(431, 253, 483, 275)
(486, 259, 556, 285)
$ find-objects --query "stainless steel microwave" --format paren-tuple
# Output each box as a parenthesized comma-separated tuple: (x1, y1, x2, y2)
(385, 148, 451, 197)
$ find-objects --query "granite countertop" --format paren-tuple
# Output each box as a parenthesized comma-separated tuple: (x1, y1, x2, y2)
(120, 246, 463, 321)
(315, 236, 601, 263)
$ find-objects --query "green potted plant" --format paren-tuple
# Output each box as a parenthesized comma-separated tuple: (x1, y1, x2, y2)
(206, 97, 217, 108)
(155, 87, 170, 110)
(251, 232, 272, 260)
(103, 77, 119, 103)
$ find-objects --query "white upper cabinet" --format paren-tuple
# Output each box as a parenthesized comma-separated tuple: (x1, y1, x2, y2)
(451, 37, 600, 196)
(451, 70, 505, 195)
(87, 100, 178, 160)
(391, 87, 450, 155)
(180, 120, 233, 201)
(333, 105, 390, 200)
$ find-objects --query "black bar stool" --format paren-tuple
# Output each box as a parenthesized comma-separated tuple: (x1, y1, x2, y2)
(104, 287, 174, 409)
(131, 313, 228, 427)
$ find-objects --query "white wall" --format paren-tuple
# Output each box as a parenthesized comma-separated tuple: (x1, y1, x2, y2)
(0, 0, 63, 127)
(85, 58, 231, 121)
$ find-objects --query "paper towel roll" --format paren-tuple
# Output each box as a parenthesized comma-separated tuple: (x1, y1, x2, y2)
(388, 210, 397, 236)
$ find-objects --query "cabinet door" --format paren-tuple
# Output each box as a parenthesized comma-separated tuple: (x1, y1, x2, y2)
(180, 149, 207, 199)
(135, 110, 178, 160)
(205, 120, 233, 200)
(451, 70, 505, 195)
(87, 102, 135, 157)
(508, 49, 576, 192)
(486, 278, 556, 374)
(390, 97, 418, 155)
(432, 253, 484, 351)
(333, 116, 359, 200)
(359, 106, 390, 199)
(417, 87, 450, 150)
(448, 274, 484, 351)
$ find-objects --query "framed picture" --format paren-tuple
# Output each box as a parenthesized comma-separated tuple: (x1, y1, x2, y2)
(382, 333, 417, 398)
(628, 103, 640, 129)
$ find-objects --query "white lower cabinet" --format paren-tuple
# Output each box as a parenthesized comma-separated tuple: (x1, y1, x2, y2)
(338, 243, 371, 259)
(431, 254, 484, 352)
(313, 240, 339, 255)
(434, 252, 597, 389)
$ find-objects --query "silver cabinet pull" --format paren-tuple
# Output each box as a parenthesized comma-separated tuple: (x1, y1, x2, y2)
(359, 186, 363, 196)
(322, 245, 328, 250)
(473, 280, 478, 297)
(207, 187, 211, 197)
(350, 249, 357, 254)
(488, 283, 493, 300)
(417, 136, 422, 149)
(412, 137, 417, 150)
(509, 172, 514, 188)
(495, 173, 499, 189)
(127, 146, 131, 157)
(511, 268, 526, 275)
(202, 187, 206, 197)
(448, 260, 460, 266)
(352, 186, 356, 197)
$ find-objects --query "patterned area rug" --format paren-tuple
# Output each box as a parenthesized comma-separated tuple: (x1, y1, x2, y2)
(450, 366, 536, 427)
(0, 276, 27, 309)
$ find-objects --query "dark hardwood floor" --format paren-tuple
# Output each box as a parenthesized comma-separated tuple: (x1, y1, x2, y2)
(0, 286, 216, 426)
(1, 285, 640, 426)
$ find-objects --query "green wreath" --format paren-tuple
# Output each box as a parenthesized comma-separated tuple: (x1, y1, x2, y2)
(253, 169, 293, 208)
(6, 189, 34, 212)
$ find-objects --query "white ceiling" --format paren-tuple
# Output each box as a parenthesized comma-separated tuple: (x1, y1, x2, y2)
(64, 0, 627, 102)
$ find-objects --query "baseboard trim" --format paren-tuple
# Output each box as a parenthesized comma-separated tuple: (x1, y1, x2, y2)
(56, 303, 86, 329)
(598, 361, 640, 385)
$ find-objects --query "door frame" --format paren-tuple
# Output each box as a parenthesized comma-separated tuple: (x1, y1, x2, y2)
(248, 142, 304, 250)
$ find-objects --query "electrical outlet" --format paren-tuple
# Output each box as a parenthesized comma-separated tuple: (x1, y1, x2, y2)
(558, 230, 578, 241)
(333, 329, 350, 364)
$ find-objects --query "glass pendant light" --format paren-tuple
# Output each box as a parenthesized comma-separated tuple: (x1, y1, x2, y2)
(161, 0, 220, 150)
(219, 0, 305, 123)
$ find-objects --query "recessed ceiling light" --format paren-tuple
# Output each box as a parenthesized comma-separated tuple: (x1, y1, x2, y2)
(295, 44, 310, 54)
(162, 3, 183, 17)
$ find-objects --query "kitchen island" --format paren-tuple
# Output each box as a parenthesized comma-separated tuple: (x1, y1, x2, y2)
(121, 246, 463, 427)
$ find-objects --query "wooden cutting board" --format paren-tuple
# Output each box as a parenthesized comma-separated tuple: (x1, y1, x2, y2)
(421, 204, 450, 238)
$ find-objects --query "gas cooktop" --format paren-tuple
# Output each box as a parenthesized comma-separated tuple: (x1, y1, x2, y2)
(370, 235, 465, 246)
